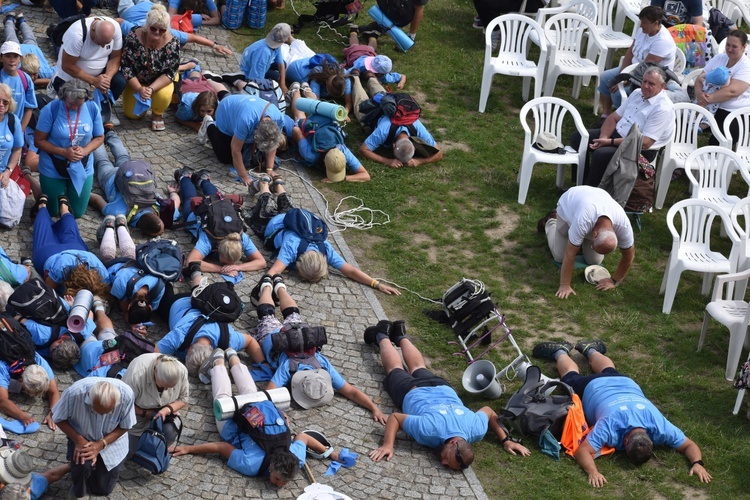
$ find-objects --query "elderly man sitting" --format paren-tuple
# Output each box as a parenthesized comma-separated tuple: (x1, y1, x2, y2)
(538, 186, 635, 299)
(572, 66, 675, 188)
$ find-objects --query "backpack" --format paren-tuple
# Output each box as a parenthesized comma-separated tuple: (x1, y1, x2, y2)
(190, 282, 244, 323)
(270, 323, 327, 358)
(8, 277, 68, 327)
(171, 11, 194, 33)
(115, 160, 158, 214)
(29, 93, 54, 131)
(177, 316, 231, 352)
(273, 208, 329, 261)
(708, 7, 736, 43)
(499, 365, 574, 440)
(135, 240, 183, 282)
(301, 114, 346, 153)
(233, 400, 291, 475)
(377, 0, 415, 27)
(0, 315, 37, 379)
(47, 14, 87, 53)
(242, 79, 287, 113)
(389, 93, 421, 126)
(193, 195, 244, 240)
(132, 416, 180, 474)
(103, 329, 156, 378)
(307, 53, 339, 68)
(442, 278, 496, 339)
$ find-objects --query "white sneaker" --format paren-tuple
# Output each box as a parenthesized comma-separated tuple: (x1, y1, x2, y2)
(110, 112, 120, 127)
(197, 115, 214, 145)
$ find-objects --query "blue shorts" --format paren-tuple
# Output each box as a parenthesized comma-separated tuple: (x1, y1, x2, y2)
(561, 367, 626, 400)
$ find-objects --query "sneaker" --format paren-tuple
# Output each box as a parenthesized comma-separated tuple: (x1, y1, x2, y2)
(364, 320, 392, 345)
(536, 210, 557, 233)
(574, 339, 607, 356)
(199, 348, 225, 384)
(15, 13, 24, 30)
(115, 214, 127, 228)
(96, 215, 116, 243)
(109, 112, 120, 127)
(183, 261, 202, 282)
(202, 71, 223, 83)
(491, 30, 500, 51)
(349, 24, 359, 34)
(20, 257, 32, 267)
(272, 274, 285, 299)
(174, 166, 192, 183)
(249, 274, 273, 307)
(225, 348, 238, 360)
(388, 320, 407, 345)
(4, 14, 15, 27)
(300, 82, 311, 96)
(532, 341, 573, 360)
(221, 71, 245, 87)
(191, 168, 211, 186)
(284, 82, 301, 104)
(472, 19, 483, 29)
(197, 114, 213, 145)
(361, 22, 381, 39)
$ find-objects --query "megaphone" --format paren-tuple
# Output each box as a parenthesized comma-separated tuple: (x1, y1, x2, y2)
(213, 387, 291, 421)
(462, 360, 504, 399)
(368, 5, 415, 52)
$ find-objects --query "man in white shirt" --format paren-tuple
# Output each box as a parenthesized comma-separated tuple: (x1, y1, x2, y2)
(51, 17, 124, 124)
(572, 66, 675, 188)
(538, 186, 636, 299)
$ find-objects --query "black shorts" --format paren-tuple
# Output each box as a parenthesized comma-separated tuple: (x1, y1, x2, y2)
(413, 0, 429, 6)
(383, 367, 450, 408)
(561, 367, 626, 399)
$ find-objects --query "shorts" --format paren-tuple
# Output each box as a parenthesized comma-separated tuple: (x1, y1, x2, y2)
(413, 0, 428, 6)
(255, 311, 302, 344)
(561, 367, 626, 400)
(383, 367, 450, 408)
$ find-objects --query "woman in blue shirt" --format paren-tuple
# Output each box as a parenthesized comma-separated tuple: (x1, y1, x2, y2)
(34, 79, 104, 218)
(287, 56, 353, 118)
(0, 84, 24, 189)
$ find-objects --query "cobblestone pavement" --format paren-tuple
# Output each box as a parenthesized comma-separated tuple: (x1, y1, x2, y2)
(7, 5, 487, 499)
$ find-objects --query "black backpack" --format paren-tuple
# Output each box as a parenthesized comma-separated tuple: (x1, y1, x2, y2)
(29, 93, 54, 131)
(190, 282, 244, 323)
(8, 277, 68, 327)
(0, 315, 37, 379)
(233, 400, 291, 475)
(100, 329, 156, 378)
(441, 278, 496, 339)
(708, 7, 736, 43)
(47, 14, 87, 54)
(377, 0, 415, 27)
(193, 195, 244, 240)
(499, 365, 574, 440)
(177, 316, 231, 353)
(270, 323, 327, 358)
(265, 208, 328, 261)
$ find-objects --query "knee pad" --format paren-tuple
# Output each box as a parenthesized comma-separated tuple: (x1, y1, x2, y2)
(257, 303, 276, 318)
(281, 306, 300, 319)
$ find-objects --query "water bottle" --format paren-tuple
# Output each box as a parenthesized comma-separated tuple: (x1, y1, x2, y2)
(686, 42, 696, 70)
(102, 338, 118, 351)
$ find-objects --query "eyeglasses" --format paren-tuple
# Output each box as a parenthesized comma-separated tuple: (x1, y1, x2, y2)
(454, 443, 468, 470)
(0, 99, 9, 107)
(149, 26, 167, 34)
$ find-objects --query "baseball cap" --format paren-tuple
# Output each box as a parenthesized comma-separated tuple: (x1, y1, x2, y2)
(265, 23, 292, 49)
(1, 41, 22, 56)
(364, 55, 392, 74)
(324, 148, 346, 182)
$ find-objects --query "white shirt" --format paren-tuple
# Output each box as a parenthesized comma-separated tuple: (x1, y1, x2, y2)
(54, 17, 123, 82)
(615, 88, 675, 149)
(703, 53, 750, 111)
(557, 186, 635, 249)
(631, 26, 676, 70)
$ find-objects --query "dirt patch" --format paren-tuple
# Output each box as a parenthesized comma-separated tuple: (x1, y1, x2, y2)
(440, 140, 471, 153)
(412, 89, 438, 113)
(484, 206, 520, 245)
(412, 233, 438, 264)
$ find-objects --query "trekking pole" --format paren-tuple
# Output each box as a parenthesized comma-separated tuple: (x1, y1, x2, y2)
(303, 461, 316, 484)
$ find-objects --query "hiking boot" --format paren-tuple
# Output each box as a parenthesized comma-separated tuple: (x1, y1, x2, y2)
(197, 115, 213, 146)
(389, 320, 407, 346)
(191, 168, 211, 187)
(537, 210, 557, 233)
(532, 341, 573, 360)
(284, 81, 301, 104)
(96, 215, 116, 243)
(174, 166, 192, 183)
(220, 71, 245, 87)
(364, 320, 392, 345)
(575, 339, 607, 356)
(199, 348, 225, 384)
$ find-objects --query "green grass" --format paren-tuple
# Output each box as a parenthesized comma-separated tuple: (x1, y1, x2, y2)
(231, 3, 750, 497)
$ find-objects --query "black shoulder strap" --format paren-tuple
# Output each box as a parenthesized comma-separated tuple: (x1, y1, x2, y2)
(177, 316, 208, 352)
(7, 112, 14, 134)
(81, 17, 88, 44)
(218, 323, 230, 350)
(385, 123, 417, 146)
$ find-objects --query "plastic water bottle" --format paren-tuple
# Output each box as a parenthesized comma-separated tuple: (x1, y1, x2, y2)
(686, 42, 696, 70)
(247, 0, 266, 29)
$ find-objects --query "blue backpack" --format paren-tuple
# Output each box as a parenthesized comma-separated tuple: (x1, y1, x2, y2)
(132, 416, 181, 474)
(135, 239, 184, 282)
(307, 53, 338, 68)
(282, 208, 328, 260)
(302, 114, 346, 154)
(234, 400, 291, 475)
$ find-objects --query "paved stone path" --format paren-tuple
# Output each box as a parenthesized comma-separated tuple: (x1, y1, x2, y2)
(7, 5, 488, 499)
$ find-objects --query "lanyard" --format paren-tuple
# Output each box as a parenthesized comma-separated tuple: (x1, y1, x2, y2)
(65, 104, 81, 145)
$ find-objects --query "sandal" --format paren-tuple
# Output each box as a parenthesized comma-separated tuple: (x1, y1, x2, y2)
(58, 195, 70, 211)
(151, 119, 166, 131)
(271, 174, 285, 187)
(30, 194, 48, 220)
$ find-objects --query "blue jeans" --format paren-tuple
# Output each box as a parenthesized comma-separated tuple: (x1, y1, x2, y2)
(598, 66, 624, 108)
(179, 175, 218, 221)
(32, 207, 88, 274)
(94, 130, 130, 200)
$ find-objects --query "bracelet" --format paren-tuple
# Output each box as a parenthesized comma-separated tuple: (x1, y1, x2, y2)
(370, 280, 380, 289)
(691, 460, 704, 468)
(499, 436, 511, 445)
(100, 438, 107, 449)
(166, 404, 175, 415)
(612, 278, 619, 287)
(610, 138, 615, 146)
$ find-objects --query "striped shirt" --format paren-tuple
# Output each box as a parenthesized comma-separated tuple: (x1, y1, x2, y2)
(52, 378, 136, 470)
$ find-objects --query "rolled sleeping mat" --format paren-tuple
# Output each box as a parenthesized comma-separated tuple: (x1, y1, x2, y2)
(67, 289, 93, 333)
(213, 387, 291, 421)
(294, 97, 348, 122)
(368, 5, 415, 52)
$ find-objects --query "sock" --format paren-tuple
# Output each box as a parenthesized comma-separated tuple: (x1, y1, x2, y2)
(408, 33, 416, 41)
(117, 225, 136, 259)
(583, 347, 596, 359)
(375, 332, 389, 344)
(552, 349, 568, 360)
(100, 228, 116, 262)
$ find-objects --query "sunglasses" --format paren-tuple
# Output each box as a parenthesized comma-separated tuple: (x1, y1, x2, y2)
(454, 442, 468, 470)
(149, 26, 167, 34)
(0, 99, 9, 107)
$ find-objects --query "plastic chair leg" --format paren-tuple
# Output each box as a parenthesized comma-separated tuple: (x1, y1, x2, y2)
(698, 311, 711, 351)
(655, 159, 676, 210)
(734, 388, 746, 415)
(517, 158, 534, 204)
(701, 273, 716, 296)
(479, 69, 493, 113)
(725, 325, 749, 380)
(661, 266, 682, 314)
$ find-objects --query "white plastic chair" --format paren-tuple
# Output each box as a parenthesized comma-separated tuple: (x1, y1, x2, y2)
(681, 68, 704, 92)
(704, 0, 744, 25)
(613, 0, 642, 33)
(517, 97, 589, 204)
(533, 0, 597, 46)
(698, 267, 750, 380)
(730, 197, 750, 299)
(655, 103, 730, 209)
(684, 147, 750, 217)
(660, 198, 740, 314)
(543, 14, 609, 109)
(479, 15, 548, 112)
(590, 0, 636, 69)
(723, 106, 750, 165)
(673, 48, 687, 78)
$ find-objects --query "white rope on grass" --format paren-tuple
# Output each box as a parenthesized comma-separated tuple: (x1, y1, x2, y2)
(327, 270, 443, 304)
(289, 0, 352, 46)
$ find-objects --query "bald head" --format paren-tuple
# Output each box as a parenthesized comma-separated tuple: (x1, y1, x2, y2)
(592, 217, 617, 254)
(92, 19, 116, 47)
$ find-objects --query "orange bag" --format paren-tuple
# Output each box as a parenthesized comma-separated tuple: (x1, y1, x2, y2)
(171, 11, 194, 33)
(561, 393, 616, 457)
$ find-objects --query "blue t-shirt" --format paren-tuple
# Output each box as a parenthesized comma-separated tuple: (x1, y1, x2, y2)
(582, 376, 687, 453)
(26, 317, 95, 357)
(0, 69, 36, 122)
(0, 353, 54, 389)
(240, 39, 284, 81)
(109, 262, 165, 309)
(194, 229, 257, 259)
(263, 214, 345, 269)
(0, 244, 29, 285)
(401, 386, 489, 449)
(36, 99, 103, 179)
(30, 472, 48, 500)
(167, 296, 192, 330)
(0, 105, 25, 172)
(176, 92, 199, 121)
(364, 116, 436, 152)
(298, 141, 360, 173)
(220, 422, 306, 477)
(309, 77, 352, 100)
(119, 18, 189, 45)
(651, 0, 703, 26)
(74, 340, 126, 378)
(20, 44, 54, 79)
(43, 249, 110, 285)
(157, 309, 247, 358)
(214, 94, 285, 143)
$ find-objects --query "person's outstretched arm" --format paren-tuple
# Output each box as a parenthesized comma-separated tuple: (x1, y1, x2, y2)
(338, 382, 387, 424)
(676, 438, 712, 483)
(574, 439, 607, 488)
(171, 441, 235, 459)
(369, 412, 407, 462)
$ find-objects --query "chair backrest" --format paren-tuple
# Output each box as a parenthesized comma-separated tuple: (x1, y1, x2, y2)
(668, 103, 728, 153)
(519, 96, 588, 150)
(704, 0, 742, 24)
(667, 198, 738, 249)
(681, 68, 703, 90)
(730, 196, 750, 243)
(544, 13, 601, 54)
(592, 0, 618, 27)
(723, 106, 750, 152)
(485, 14, 547, 58)
(683, 146, 749, 196)
(535, 0, 597, 25)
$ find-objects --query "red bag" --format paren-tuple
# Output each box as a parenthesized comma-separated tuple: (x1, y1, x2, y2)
(171, 11, 194, 33)
(10, 167, 30, 197)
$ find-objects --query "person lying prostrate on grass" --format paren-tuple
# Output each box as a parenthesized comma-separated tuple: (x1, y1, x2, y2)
(364, 319, 529, 468)
(532, 339, 712, 488)
(286, 54, 353, 118)
(343, 26, 405, 89)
